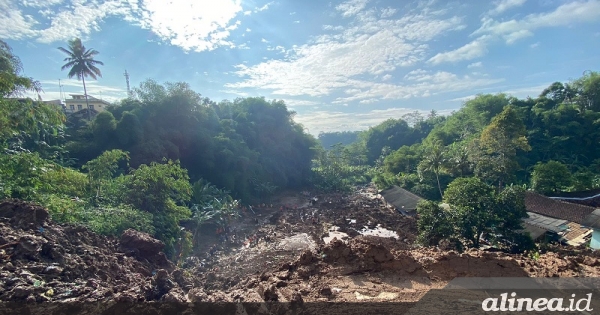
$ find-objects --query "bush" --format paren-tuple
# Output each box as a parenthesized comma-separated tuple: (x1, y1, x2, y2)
(81, 205, 154, 236)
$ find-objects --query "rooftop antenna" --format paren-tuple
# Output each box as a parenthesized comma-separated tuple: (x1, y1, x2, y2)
(124, 70, 132, 98)
(58, 79, 64, 103)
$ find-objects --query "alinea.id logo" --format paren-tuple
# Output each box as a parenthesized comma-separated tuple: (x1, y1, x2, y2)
(482, 292, 593, 312)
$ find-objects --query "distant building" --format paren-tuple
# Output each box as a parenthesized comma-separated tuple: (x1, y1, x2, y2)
(524, 191, 596, 246)
(379, 186, 423, 217)
(64, 94, 110, 114)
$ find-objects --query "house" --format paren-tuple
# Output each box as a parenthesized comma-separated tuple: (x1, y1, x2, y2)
(549, 188, 600, 208)
(581, 209, 600, 249)
(379, 186, 423, 217)
(64, 94, 111, 114)
(524, 191, 596, 246)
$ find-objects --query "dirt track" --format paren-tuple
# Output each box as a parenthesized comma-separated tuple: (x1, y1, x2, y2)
(1, 186, 599, 306)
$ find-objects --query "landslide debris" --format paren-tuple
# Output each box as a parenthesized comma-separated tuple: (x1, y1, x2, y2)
(1, 185, 600, 307)
(0, 199, 183, 303)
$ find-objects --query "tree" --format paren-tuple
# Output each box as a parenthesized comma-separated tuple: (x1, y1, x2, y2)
(58, 38, 104, 121)
(0, 40, 41, 97)
(479, 105, 530, 189)
(440, 177, 533, 251)
(418, 140, 446, 199)
(416, 200, 454, 246)
(530, 160, 572, 194)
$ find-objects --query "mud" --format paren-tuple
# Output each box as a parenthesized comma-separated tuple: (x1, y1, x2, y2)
(1, 185, 600, 306)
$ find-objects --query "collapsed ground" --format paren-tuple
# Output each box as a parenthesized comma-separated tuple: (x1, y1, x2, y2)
(1, 185, 599, 305)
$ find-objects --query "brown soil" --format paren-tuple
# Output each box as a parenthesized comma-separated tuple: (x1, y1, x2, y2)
(1, 185, 599, 306)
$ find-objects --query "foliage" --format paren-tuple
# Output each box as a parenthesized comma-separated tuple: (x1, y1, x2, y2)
(311, 144, 372, 192)
(81, 205, 154, 236)
(0, 40, 41, 97)
(82, 149, 129, 197)
(419, 177, 533, 252)
(530, 160, 572, 194)
(318, 131, 361, 149)
(416, 200, 454, 246)
(123, 159, 192, 255)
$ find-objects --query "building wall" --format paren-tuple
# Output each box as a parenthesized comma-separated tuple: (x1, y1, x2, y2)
(64, 96, 109, 114)
(591, 229, 600, 250)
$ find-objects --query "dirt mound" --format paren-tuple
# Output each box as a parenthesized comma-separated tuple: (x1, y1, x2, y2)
(0, 199, 183, 303)
(2, 186, 600, 306)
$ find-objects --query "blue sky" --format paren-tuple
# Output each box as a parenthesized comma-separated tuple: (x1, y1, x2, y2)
(2, 0, 599, 134)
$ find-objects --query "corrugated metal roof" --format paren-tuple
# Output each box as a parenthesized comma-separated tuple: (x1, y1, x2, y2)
(523, 212, 569, 233)
(379, 186, 423, 216)
(582, 209, 600, 229)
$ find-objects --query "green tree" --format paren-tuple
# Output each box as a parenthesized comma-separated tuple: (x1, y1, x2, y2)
(124, 160, 192, 255)
(530, 160, 572, 194)
(443, 177, 496, 248)
(58, 38, 104, 121)
(478, 105, 530, 189)
(418, 140, 446, 199)
(92, 111, 117, 146)
(82, 149, 129, 198)
(440, 177, 532, 251)
(416, 200, 454, 246)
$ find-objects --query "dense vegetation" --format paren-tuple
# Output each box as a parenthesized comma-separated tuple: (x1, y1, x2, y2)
(3, 37, 599, 257)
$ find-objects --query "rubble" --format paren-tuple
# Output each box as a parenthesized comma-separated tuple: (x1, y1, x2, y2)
(1, 184, 600, 307)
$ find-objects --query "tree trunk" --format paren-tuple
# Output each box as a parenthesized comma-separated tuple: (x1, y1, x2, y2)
(82, 75, 91, 121)
(435, 171, 443, 199)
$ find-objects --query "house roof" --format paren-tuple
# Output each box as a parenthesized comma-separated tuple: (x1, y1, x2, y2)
(521, 222, 548, 240)
(562, 222, 593, 246)
(523, 212, 569, 233)
(379, 186, 423, 216)
(525, 191, 596, 224)
(581, 209, 600, 229)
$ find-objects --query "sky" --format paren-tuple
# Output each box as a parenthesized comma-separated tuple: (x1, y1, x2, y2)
(2, 0, 599, 135)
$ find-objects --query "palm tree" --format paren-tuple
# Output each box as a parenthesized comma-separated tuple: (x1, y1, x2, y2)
(58, 38, 103, 121)
(418, 140, 446, 199)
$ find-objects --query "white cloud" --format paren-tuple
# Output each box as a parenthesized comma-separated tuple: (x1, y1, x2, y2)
(380, 8, 397, 18)
(1, 0, 245, 52)
(381, 74, 393, 81)
(294, 107, 455, 134)
(503, 29, 533, 44)
(0, 0, 39, 40)
(475, 0, 600, 44)
(226, 4, 467, 101)
(467, 61, 483, 68)
(331, 71, 503, 104)
(530, 41, 540, 48)
(133, 0, 243, 52)
(487, 0, 527, 16)
(336, 0, 370, 18)
(428, 35, 491, 64)
(30, 79, 127, 102)
(261, 38, 269, 43)
(255, 1, 274, 12)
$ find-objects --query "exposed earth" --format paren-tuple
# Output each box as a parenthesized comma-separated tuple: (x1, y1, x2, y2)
(1, 185, 599, 311)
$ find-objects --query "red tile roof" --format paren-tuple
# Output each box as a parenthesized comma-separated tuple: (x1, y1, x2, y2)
(525, 191, 596, 224)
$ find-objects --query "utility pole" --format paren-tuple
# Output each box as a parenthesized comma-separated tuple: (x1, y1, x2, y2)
(124, 70, 132, 98)
(58, 79, 64, 102)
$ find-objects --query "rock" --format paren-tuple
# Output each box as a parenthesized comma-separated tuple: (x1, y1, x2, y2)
(43, 266, 63, 275)
(120, 229, 164, 257)
(298, 250, 315, 265)
(290, 291, 304, 305)
(10, 285, 33, 299)
(161, 288, 188, 303)
(187, 287, 208, 302)
(319, 287, 332, 296)
(0, 200, 48, 229)
(262, 284, 279, 301)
